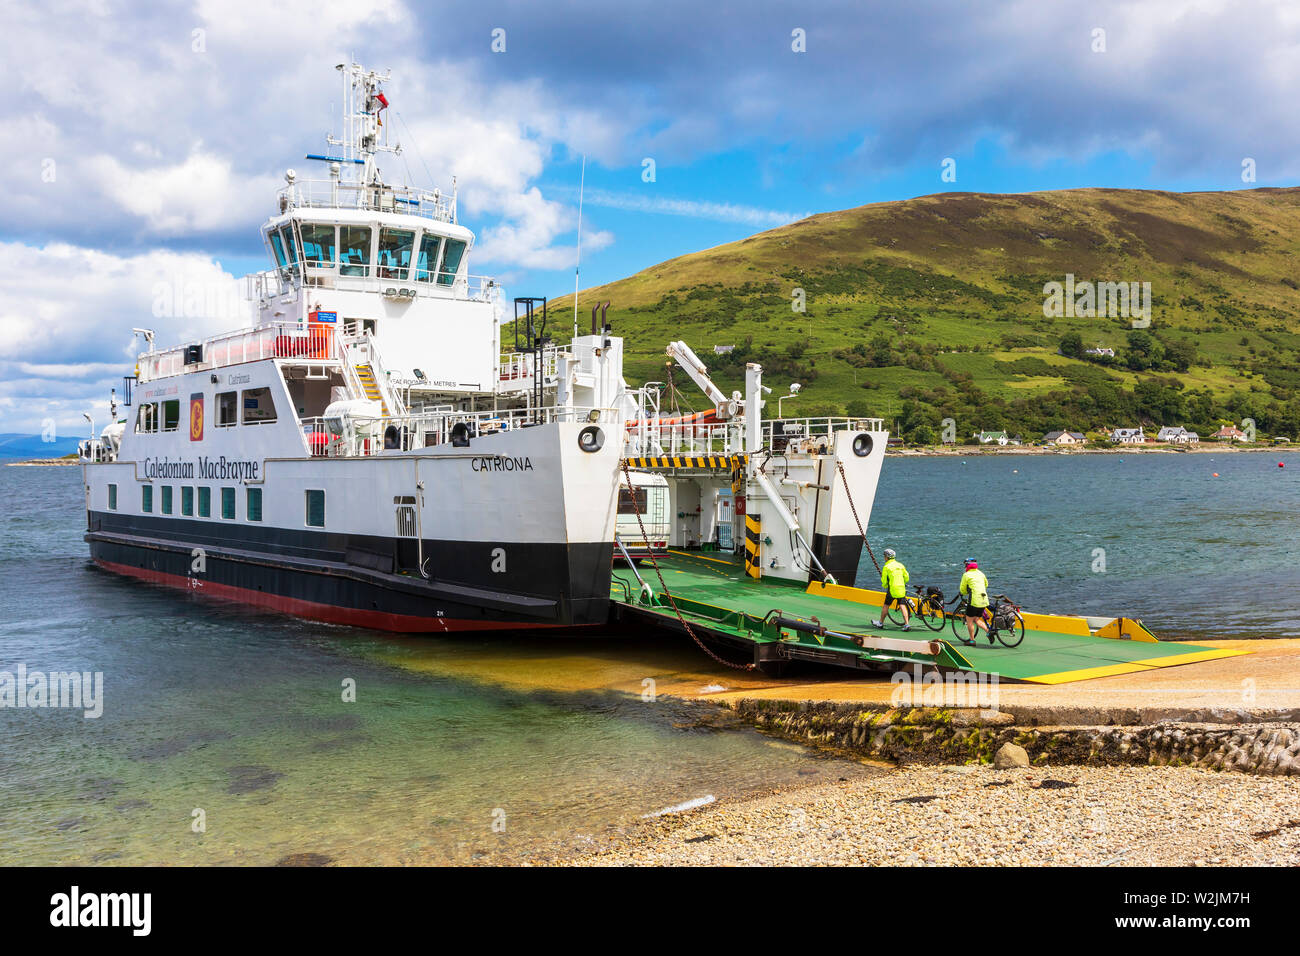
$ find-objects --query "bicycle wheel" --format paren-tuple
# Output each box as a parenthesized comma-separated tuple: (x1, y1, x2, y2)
(885, 596, 914, 627)
(949, 607, 973, 643)
(918, 596, 947, 631)
(996, 610, 1026, 648)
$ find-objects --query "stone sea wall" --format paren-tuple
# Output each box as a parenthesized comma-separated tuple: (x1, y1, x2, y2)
(727, 699, 1300, 776)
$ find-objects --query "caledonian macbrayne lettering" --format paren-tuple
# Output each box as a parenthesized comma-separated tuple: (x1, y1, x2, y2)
(471, 455, 534, 473)
(142, 457, 260, 481)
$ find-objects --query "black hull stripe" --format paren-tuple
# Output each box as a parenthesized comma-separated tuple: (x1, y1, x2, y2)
(86, 529, 612, 630)
(87, 510, 606, 606)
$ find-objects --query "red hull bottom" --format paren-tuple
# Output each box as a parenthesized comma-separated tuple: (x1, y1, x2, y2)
(94, 558, 578, 634)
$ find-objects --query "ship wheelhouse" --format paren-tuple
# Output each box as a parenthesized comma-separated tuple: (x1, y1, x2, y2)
(262, 203, 473, 295)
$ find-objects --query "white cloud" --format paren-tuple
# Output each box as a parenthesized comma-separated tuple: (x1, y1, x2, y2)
(0, 240, 252, 431)
(85, 148, 281, 235)
(2, 0, 613, 272)
(579, 188, 810, 228)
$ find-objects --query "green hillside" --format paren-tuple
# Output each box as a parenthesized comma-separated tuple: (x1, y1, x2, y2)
(548, 186, 1300, 441)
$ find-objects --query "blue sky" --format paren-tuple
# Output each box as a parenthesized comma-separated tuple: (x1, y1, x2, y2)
(2, 0, 1299, 433)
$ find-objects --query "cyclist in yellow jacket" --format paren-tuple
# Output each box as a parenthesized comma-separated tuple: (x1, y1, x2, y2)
(872, 548, 912, 631)
(959, 558, 992, 644)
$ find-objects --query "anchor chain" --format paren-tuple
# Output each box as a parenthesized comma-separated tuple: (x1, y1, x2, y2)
(620, 460, 755, 672)
(836, 460, 881, 575)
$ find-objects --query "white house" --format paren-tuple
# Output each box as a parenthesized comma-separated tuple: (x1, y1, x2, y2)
(1111, 427, 1146, 444)
(1043, 430, 1086, 446)
(975, 430, 1009, 445)
(1157, 425, 1199, 444)
(1084, 347, 1115, 358)
(1212, 425, 1248, 442)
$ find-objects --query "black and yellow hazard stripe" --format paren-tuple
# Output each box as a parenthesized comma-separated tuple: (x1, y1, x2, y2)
(744, 513, 762, 579)
(624, 454, 748, 470)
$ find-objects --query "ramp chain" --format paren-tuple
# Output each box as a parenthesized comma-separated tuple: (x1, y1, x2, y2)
(836, 460, 881, 574)
(620, 460, 756, 672)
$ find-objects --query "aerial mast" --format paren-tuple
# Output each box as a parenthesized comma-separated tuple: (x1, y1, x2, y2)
(325, 62, 399, 192)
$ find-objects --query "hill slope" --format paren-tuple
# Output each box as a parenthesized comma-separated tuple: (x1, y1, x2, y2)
(550, 187, 1300, 440)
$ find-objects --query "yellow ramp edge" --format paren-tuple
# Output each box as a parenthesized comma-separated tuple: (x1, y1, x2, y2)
(1094, 616, 1160, 642)
(1018, 610, 1092, 636)
(810, 581, 1138, 640)
(1024, 646, 1253, 685)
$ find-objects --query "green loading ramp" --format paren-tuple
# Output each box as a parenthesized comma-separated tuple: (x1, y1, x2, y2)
(610, 550, 1248, 683)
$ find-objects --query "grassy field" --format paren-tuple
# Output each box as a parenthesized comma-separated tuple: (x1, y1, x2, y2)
(540, 186, 1300, 439)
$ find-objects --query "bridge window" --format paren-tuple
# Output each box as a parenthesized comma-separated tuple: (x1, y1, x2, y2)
(108, 484, 117, 511)
(269, 230, 289, 270)
(438, 238, 466, 285)
(181, 486, 194, 516)
(141, 485, 153, 513)
(305, 489, 325, 527)
(161, 486, 173, 515)
(216, 391, 238, 427)
(414, 234, 442, 282)
(221, 487, 236, 520)
(377, 228, 414, 280)
(198, 486, 211, 518)
(301, 224, 337, 267)
(279, 226, 300, 272)
(241, 387, 277, 424)
(247, 487, 263, 522)
(339, 226, 371, 277)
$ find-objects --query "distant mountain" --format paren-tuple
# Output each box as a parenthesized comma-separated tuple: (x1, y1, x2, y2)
(550, 186, 1300, 439)
(0, 434, 82, 459)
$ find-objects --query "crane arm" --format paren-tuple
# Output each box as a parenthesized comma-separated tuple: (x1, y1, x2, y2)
(665, 340, 727, 406)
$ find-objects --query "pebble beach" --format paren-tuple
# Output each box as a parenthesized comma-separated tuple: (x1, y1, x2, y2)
(564, 764, 1300, 866)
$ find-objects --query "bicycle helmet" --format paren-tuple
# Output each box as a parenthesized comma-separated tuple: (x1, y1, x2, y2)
(883, 548, 896, 559)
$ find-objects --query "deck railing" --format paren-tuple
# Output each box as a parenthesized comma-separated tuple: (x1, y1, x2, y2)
(244, 266, 499, 304)
(136, 322, 338, 382)
(624, 416, 887, 458)
(762, 417, 886, 448)
(299, 404, 617, 458)
(498, 347, 561, 390)
(625, 421, 735, 457)
(277, 179, 457, 223)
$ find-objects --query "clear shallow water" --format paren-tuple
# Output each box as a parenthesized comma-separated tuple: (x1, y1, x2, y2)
(0, 464, 864, 865)
(0, 451, 1295, 865)
(865, 451, 1300, 640)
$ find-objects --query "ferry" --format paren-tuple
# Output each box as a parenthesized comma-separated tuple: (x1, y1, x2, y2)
(78, 64, 625, 632)
(78, 62, 893, 638)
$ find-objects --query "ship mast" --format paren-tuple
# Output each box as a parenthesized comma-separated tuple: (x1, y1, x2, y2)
(327, 62, 400, 189)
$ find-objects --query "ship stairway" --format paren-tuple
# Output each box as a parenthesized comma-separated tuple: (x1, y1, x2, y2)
(354, 364, 388, 416)
(339, 334, 405, 418)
